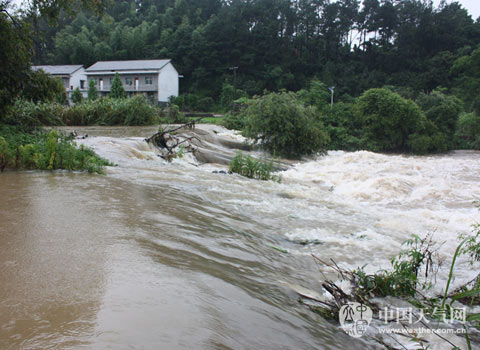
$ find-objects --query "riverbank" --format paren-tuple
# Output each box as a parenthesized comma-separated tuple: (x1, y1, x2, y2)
(0, 125, 112, 174)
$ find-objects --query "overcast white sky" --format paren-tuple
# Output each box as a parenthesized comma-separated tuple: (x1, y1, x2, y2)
(10, 0, 480, 20)
(434, 0, 480, 19)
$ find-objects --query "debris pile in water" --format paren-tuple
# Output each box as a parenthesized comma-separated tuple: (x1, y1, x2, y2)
(145, 121, 200, 162)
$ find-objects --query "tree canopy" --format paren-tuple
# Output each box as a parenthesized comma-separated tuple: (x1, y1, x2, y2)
(242, 91, 329, 159)
(0, 0, 106, 118)
(24, 0, 479, 103)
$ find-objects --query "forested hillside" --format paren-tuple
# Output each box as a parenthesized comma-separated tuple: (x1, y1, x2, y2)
(31, 0, 479, 104)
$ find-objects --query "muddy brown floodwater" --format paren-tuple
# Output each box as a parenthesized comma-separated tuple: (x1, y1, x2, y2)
(1, 125, 479, 349)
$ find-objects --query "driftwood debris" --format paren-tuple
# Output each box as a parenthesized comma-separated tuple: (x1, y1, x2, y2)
(145, 120, 202, 161)
(311, 254, 376, 311)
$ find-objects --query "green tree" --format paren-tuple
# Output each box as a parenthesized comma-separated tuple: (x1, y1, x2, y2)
(53, 77, 67, 104)
(21, 69, 66, 103)
(71, 87, 83, 104)
(416, 90, 463, 140)
(13, 0, 480, 106)
(242, 91, 329, 159)
(0, 0, 106, 120)
(355, 88, 427, 152)
(110, 73, 126, 99)
(297, 79, 331, 111)
(88, 79, 98, 101)
(455, 112, 480, 149)
(451, 47, 480, 113)
(0, 12, 32, 118)
(220, 82, 247, 111)
(220, 82, 235, 110)
(321, 102, 362, 151)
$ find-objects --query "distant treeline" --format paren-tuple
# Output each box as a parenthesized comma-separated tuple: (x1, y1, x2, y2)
(29, 0, 479, 109)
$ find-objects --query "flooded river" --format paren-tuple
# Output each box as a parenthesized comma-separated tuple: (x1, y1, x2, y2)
(1, 125, 479, 349)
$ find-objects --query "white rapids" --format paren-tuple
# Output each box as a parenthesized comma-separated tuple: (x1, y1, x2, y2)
(78, 127, 480, 291)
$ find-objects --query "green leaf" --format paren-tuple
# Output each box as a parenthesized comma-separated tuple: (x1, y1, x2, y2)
(452, 289, 480, 303)
(466, 313, 480, 322)
(271, 246, 288, 254)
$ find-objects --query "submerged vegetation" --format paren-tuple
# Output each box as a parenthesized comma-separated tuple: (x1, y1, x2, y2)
(229, 152, 280, 182)
(241, 91, 329, 159)
(0, 126, 112, 174)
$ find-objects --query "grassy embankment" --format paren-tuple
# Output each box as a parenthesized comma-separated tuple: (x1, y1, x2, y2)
(0, 125, 112, 174)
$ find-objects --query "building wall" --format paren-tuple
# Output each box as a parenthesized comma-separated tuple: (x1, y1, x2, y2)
(85, 63, 179, 103)
(87, 74, 159, 93)
(157, 63, 179, 103)
(69, 68, 87, 97)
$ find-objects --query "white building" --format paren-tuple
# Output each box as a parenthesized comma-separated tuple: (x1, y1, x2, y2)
(31, 65, 87, 101)
(84, 59, 179, 104)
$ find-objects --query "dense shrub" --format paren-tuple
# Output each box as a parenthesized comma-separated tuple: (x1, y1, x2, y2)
(88, 79, 98, 101)
(455, 112, 480, 149)
(6, 96, 159, 127)
(71, 87, 83, 104)
(355, 88, 429, 153)
(196, 97, 214, 112)
(320, 102, 362, 151)
(5, 99, 65, 129)
(183, 93, 200, 111)
(297, 79, 331, 110)
(159, 104, 187, 124)
(0, 126, 111, 173)
(168, 95, 184, 110)
(222, 112, 246, 130)
(416, 90, 463, 140)
(220, 83, 247, 111)
(242, 91, 329, 159)
(407, 120, 450, 154)
(21, 69, 67, 104)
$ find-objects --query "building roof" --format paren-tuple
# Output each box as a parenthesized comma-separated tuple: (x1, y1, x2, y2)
(32, 65, 84, 75)
(86, 59, 171, 72)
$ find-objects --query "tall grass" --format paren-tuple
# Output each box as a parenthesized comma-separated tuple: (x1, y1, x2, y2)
(6, 95, 159, 127)
(229, 152, 280, 181)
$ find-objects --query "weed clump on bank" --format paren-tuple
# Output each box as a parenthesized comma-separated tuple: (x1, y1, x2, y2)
(0, 126, 112, 174)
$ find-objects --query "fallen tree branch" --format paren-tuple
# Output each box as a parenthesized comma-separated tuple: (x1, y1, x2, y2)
(145, 120, 203, 161)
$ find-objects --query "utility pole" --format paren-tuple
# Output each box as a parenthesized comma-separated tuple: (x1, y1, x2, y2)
(329, 86, 335, 108)
(229, 66, 238, 111)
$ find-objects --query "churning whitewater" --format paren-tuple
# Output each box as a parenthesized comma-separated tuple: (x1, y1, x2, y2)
(1, 125, 479, 350)
(81, 126, 480, 284)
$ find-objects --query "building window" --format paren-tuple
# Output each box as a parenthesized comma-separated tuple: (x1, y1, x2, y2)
(145, 76, 153, 85)
(125, 77, 133, 86)
(99, 78, 104, 90)
(80, 80, 85, 89)
(109, 78, 113, 85)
